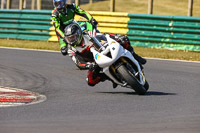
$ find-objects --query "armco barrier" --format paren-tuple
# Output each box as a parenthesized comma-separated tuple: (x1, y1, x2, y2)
(0, 9, 200, 51)
(127, 14, 200, 51)
(0, 9, 52, 40)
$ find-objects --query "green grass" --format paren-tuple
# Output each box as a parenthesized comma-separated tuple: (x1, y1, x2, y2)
(0, 39, 60, 51)
(0, 39, 199, 61)
(80, 0, 200, 17)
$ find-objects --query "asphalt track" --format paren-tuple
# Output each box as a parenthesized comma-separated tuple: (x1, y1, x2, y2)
(0, 47, 200, 133)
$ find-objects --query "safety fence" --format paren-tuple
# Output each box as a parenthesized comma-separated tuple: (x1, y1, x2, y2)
(0, 9, 200, 51)
(0, 9, 51, 40)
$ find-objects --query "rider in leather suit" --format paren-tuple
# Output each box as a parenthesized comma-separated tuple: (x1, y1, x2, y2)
(51, 0, 97, 56)
(64, 22, 146, 87)
(51, 0, 146, 87)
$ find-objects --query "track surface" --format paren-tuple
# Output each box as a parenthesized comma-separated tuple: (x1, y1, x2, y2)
(0, 48, 200, 133)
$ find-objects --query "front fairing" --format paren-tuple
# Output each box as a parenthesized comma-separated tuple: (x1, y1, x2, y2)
(91, 42, 125, 68)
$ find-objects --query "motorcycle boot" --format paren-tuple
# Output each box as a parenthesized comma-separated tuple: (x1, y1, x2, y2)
(116, 34, 147, 65)
(86, 64, 107, 86)
(127, 46, 147, 65)
(86, 66, 101, 87)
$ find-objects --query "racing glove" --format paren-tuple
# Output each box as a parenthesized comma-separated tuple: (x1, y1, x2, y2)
(71, 53, 93, 70)
(61, 46, 68, 56)
(90, 17, 98, 28)
(76, 62, 93, 70)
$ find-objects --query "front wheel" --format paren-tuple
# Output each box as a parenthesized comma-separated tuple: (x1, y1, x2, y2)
(117, 64, 147, 95)
(144, 81, 149, 91)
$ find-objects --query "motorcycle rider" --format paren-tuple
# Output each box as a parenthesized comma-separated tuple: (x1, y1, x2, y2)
(64, 22, 146, 87)
(51, 0, 98, 56)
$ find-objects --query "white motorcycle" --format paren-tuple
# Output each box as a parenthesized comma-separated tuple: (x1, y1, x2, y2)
(90, 35, 149, 95)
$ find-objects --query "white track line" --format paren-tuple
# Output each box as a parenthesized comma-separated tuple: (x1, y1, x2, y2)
(0, 47, 199, 63)
(0, 46, 59, 53)
(146, 57, 200, 64)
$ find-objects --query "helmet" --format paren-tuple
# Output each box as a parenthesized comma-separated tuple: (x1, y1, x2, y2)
(64, 22, 83, 47)
(53, 0, 67, 11)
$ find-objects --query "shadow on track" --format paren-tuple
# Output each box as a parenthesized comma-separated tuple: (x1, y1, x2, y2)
(146, 91, 176, 96)
(97, 91, 176, 96)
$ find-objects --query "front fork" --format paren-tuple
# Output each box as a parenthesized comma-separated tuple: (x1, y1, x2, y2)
(110, 57, 146, 86)
(105, 57, 131, 87)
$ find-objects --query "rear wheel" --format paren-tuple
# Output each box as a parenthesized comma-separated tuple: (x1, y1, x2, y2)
(117, 64, 147, 95)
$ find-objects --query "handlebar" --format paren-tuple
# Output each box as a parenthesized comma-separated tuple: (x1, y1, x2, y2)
(90, 37, 105, 52)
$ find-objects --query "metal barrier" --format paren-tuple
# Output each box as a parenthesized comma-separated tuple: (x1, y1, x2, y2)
(0, 9, 51, 40)
(127, 14, 200, 51)
(0, 9, 200, 51)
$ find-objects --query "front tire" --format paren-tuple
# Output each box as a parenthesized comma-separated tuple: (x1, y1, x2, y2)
(117, 64, 147, 95)
(144, 81, 149, 91)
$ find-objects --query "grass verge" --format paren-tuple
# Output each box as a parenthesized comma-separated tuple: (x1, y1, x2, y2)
(80, 0, 200, 17)
(0, 39, 199, 61)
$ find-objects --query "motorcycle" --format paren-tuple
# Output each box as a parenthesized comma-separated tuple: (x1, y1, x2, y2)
(68, 20, 149, 95)
(89, 34, 149, 95)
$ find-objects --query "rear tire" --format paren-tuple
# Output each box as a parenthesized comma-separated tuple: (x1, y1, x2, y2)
(117, 64, 147, 95)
